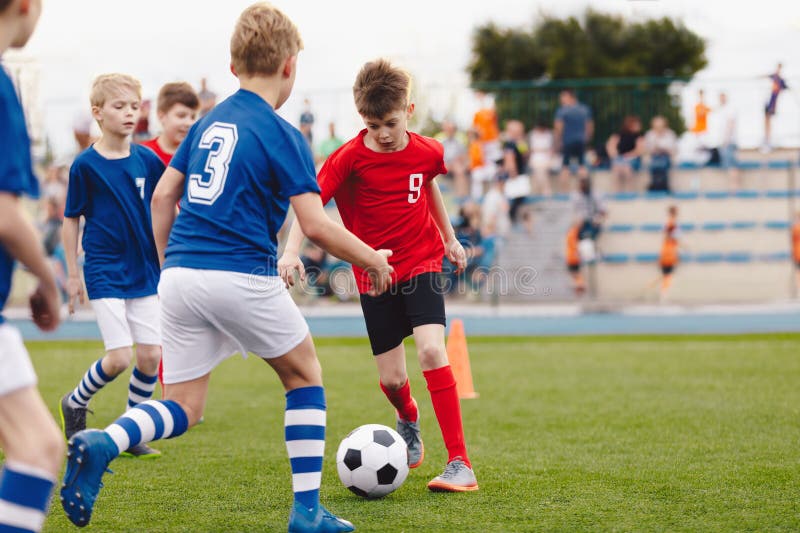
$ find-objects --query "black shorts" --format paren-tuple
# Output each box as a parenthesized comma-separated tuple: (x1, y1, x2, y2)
(359, 272, 447, 355)
(562, 141, 586, 167)
(567, 263, 580, 273)
(661, 265, 675, 275)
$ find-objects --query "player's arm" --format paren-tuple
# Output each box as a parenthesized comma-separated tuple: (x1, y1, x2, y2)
(279, 216, 308, 286)
(287, 192, 393, 296)
(0, 193, 60, 330)
(151, 166, 185, 267)
(61, 215, 84, 315)
(426, 178, 466, 273)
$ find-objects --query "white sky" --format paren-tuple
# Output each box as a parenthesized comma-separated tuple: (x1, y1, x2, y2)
(10, 0, 800, 156)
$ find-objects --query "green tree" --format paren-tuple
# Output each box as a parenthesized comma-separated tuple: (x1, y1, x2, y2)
(468, 10, 707, 145)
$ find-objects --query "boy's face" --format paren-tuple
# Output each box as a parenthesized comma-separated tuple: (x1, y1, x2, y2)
(159, 103, 197, 145)
(93, 89, 141, 138)
(362, 104, 414, 153)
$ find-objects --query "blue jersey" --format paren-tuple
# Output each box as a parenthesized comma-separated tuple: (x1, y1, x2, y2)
(0, 66, 39, 323)
(64, 144, 165, 300)
(165, 89, 319, 276)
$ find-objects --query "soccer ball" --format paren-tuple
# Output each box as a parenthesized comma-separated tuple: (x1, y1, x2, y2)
(335, 424, 409, 498)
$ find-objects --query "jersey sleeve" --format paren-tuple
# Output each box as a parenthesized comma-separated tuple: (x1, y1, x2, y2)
(271, 129, 320, 198)
(431, 140, 447, 180)
(0, 93, 37, 197)
(64, 159, 88, 218)
(317, 147, 350, 205)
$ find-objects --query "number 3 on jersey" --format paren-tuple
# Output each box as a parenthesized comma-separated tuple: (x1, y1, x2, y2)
(408, 173, 423, 203)
(188, 122, 239, 205)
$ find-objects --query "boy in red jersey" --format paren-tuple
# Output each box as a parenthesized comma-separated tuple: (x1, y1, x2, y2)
(280, 59, 478, 492)
(140, 82, 199, 166)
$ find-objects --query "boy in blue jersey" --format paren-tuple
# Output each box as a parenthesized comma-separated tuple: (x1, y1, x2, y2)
(0, 2, 66, 532)
(60, 4, 392, 532)
(59, 73, 166, 458)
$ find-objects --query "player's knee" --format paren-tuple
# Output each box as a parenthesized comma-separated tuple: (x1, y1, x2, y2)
(380, 375, 407, 391)
(11, 424, 65, 477)
(136, 344, 162, 372)
(103, 349, 133, 375)
(417, 343, 447, 369)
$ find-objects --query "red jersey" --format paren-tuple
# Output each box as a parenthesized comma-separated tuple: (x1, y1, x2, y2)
(318, 130, 447, 293)
(140, 137, 173, 166)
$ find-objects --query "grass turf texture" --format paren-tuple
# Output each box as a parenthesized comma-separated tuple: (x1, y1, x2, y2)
(11, 334, 799, 532)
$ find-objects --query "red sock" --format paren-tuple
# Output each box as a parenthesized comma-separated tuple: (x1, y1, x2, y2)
(423, 365, 470, 467)
(380, 379, 418, 423)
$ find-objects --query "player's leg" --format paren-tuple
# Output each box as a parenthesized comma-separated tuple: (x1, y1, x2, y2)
(230, 272, 352, 531)
(405, 273, 477, 492)
(0, 325, 64, 533)
(120, 296, 163, 458)
(360, 287, 424, 467)
(60, 298, 134, 439)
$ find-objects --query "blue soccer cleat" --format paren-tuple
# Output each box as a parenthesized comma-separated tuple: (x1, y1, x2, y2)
(288, 501, 355, 532)
(60, 429, 118, 527)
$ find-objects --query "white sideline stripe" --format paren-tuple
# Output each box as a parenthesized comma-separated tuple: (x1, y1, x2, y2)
(106, 424, 130, 454)
(292, 472, 322, 493)
(124, 409, 157, 442)
(0, 499, 46, 531)
(147, 400, 175, 437)
(286, 439, 325, 458)
(284, 409, 326, 427)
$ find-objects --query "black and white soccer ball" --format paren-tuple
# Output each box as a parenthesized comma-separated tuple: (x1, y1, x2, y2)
(336, 424, 409, 498)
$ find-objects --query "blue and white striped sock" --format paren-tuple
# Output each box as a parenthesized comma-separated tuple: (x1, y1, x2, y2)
(104, 400, 189, 454)
(67, 358, 113, 409)
(285, 386, 326, 510)
(0, 461, 56, 533)
(127, 367, 158, 409)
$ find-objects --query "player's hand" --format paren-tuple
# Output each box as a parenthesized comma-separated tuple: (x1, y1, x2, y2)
(278, 252, 305, 288)
(366, 249, 393, 296)
(66, 275, 85, 315)
(446, 238, 467, 274)
(30, 281, 61, 332)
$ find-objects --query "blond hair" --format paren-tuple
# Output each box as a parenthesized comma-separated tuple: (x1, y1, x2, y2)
(230, 2, 303, 77)
(90, 73, 142, 108)
(353, 59, 412, 119)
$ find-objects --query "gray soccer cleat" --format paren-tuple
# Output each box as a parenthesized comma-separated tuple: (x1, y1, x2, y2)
(59, 394, 88, 440)
(427, 458, 479, 492)
(119, 443, 161, 459)
(396, 412, 424, 468)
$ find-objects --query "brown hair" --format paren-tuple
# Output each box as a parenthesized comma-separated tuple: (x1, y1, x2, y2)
(157, 82, 199, 113)
(230, 2, 303, 77)
(352, 59, 411, 118)
(90, 73, 141, 108)
(0, 0, 13, 13)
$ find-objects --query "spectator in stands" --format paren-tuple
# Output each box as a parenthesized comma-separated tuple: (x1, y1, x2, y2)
(691, 89, 710, 137)
(477, 174, 511, 292)
(499, 119, 530, 223)
(467, 128, 496, 199)
(554, 89, 593, 193)
(299, 241, 333, 299)
(659, 205, 680, 302)
(197, 77, 217, 118)
(571, 177, 606, 263)
(72, 111, 95, 154)
(133, 99, 151, 142)
(709, 92, 740, 189)
(644, 115, 678, 192)
(315, 121, 343, 165)
(528, 120, 554, 196)
(299, 98, 315, 146)
(445, 202, 484, 295)
(435, 119, 469, 199)
(40, 197, 67, 300)
(565, 219, 585, 295)
(472, 91, 501, 167)
(605, 115, 644, 192)
(793, 211, 800, 296)
(762, 63, 788, 153)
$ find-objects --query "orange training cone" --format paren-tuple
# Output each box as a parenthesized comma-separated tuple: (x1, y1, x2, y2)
(446, 318, 478, 399)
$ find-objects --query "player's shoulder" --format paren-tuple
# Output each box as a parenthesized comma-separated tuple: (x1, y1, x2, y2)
(410, 132, 444, 158)
(70, 146, 97, 169)
(131, 142, 162, 165)
(324, 134, 362, 166)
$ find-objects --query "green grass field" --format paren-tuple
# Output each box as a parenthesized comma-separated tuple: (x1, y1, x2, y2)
(12, 334, 800, 532)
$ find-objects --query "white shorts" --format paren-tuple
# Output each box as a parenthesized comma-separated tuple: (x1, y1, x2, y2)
(90, 295, 161, 352)
(158, 267, 309, 384)
(0, 323, 37, 396)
